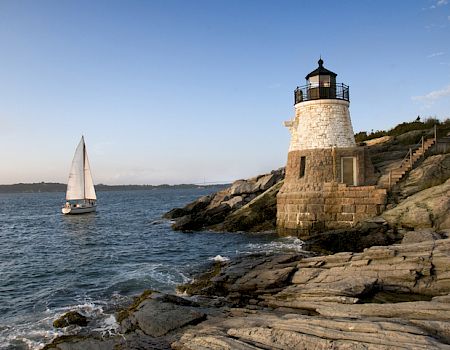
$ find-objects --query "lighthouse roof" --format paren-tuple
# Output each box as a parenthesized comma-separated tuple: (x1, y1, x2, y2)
(305, 58, 337, 80)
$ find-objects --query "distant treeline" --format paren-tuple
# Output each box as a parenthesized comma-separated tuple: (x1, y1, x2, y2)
(0, 182, 229, 194)
(355, 117, 450, 143)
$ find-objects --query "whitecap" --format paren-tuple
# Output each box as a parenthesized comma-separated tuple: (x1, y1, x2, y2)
(92, 314, 119, 337)
(245, 236, 304, 253)
(209, 255, 230, 262)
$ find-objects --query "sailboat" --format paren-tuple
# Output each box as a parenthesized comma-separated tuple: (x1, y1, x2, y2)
(62, 136, 97, 215)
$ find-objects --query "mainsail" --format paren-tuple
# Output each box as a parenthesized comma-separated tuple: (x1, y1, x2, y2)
(66, 136, 97, 200)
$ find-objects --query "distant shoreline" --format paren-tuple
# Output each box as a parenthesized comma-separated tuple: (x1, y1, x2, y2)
(0, 182, 229, 194)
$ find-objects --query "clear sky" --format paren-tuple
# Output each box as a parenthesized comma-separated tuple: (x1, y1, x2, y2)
(0, 0, 449, 185)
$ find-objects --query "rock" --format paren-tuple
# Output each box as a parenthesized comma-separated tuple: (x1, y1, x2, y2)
(214, 181, 283, 232)
(222, 195, 244, 210)
(43, 335, 116, 350)
(121, 299, 206, 337)
(164, 168, 285, 233)
(398, 154, 450, 198)
(401, 229, 443, 244)
(302, 220, 397, 254)
(53, 311, 88, 328)
(382, 178, 450, 230)
(254, 173, 276, 191)
(229, 180, 255, 195)
(162, 207, 188, 220)
(207, 190, 231, 210)
(184, 195, 213, 212)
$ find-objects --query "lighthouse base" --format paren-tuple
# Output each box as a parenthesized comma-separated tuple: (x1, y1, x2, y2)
(276, 182, 387, 239)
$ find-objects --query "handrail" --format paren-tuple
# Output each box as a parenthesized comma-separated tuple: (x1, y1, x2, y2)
(294, 83, 349, 104)
(387, 126, 437, 189)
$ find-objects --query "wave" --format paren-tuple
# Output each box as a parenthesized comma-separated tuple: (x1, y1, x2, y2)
(244, 236, 305, 254)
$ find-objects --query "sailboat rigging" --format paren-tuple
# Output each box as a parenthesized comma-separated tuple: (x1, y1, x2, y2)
(62, 136, 97, 215)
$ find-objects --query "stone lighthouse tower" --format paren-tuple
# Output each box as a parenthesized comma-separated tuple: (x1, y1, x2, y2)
(277, 59, 386, 237)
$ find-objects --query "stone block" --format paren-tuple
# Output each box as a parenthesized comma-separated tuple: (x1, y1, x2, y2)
(342, 205, 356, 213)
(307, 204, 323, 214)
(324, 205, 342, 213)
(366, 205, 379, 215)
(355, 205, 367, 213)
(336, 213, 354, 221)
(324, 198, 340, 205)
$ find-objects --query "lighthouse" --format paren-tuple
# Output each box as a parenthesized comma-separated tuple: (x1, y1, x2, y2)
(277, 59, 386, 237)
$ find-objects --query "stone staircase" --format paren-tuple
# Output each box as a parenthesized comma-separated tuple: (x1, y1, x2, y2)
(379, 135, 436, 189)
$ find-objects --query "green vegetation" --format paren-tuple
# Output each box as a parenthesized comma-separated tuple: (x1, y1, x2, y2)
(355, 117, 450, 143)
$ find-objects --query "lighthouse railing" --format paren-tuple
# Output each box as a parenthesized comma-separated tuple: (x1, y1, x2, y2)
(294, 83, 349, 104)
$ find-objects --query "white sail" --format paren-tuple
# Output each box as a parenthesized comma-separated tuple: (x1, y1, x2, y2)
(66, 136, 96, 200)
(66, 137, 85, 200)
(84, 149, 97, 200)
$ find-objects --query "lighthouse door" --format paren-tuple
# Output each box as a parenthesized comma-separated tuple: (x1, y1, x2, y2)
(341, 157, 357, 186)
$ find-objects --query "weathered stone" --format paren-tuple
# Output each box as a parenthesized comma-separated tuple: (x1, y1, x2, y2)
(230, 180, 255, 195)
(222, 195, 244, 210)
(382, 178, 450, 230)
(398, 154, 450, 198)
(401, 229, 443, 244)
(123, 299, 206, 337)
(53, 311, 88, 328)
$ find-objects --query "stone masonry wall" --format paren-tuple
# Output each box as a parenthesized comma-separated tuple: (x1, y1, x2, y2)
(277, 183, 387, 238)
(287, 99, 356, 151)
(285, 147, 377, 186)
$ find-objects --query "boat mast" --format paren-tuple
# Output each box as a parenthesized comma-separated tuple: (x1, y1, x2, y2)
(83, 137, 86, 200)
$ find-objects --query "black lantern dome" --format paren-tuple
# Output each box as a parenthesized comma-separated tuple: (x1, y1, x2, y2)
(305, 58, 337, 81)
(294, 58, 349, 104)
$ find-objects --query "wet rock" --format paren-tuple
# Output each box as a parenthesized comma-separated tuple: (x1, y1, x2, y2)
(162, 207, 188, 220)
(121, 299, 206, 337)
(53, 311, 88, 328)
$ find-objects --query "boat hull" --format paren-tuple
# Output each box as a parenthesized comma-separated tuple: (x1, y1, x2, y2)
(62, 205, 96, 215)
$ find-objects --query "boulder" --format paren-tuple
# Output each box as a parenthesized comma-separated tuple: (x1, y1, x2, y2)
(382, 178, 450, 230)
(214, 181, 283, 232)
(53, 311, 88, 328)
(229, 180, 256, 195)
(222, 195, 245, 210)
(165, 169, 286, 233)
(398, 154, 450, 198)
(121, 299, 206, 337)
(254, 173, 276, 192)
(401, 229, 443, 244)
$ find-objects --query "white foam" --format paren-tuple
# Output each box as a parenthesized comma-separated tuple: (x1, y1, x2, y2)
(92, 314, 119, 337)
(209, 255, 230, 262)
(245, 236, 304, 253)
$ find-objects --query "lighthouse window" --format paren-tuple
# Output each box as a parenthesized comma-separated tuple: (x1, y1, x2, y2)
(299, 156, 306, 178)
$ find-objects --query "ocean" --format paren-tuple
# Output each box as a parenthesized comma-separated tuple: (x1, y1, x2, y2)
(0, 189, 304, 349)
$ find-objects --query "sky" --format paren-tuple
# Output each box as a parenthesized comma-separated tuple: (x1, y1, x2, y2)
(0, 0, 449, 185)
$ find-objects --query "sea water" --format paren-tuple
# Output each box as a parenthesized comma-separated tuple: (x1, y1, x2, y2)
(0, 189, 303, 349)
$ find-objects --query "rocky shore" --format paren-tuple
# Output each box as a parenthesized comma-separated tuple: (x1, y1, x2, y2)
(163, 168, 285, 232)
(43, 129, 450, 349)
(44, 231, 450, 349)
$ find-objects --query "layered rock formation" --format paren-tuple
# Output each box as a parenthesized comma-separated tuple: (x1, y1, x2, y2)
(164, 168, 285, 232)
(45, 237, 450, 349)
(174, 237, 450, 350)
(382, 177, 450, 230)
